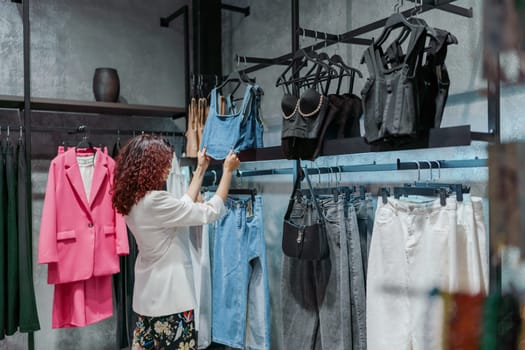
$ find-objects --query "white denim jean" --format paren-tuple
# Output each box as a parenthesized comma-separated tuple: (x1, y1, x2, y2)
(455, 195, 489, 294)
(367, 196, 488, 350)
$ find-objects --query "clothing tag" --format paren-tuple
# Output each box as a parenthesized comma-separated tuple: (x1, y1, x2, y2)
(76, 154, 95, 167)
(247, 200, 254, 218)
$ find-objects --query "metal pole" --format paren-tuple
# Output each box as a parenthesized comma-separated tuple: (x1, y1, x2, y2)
(22, 0, 35, 349)
(291, 0, 299, 96)
(291, 0, 301, 182)
(487, 54, 501, 144)
(183, 6, 189, 107)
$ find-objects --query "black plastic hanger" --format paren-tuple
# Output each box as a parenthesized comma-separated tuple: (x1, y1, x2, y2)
(75, 125, 95, 152)
(393, 186, 450, 206)
(277, 50, 337, 94)
(392, 17, 437, 47)
(374, 12, 419, 47)
(329, 53, 363, 94)
(228, 187, 257, 202)
(276, 50, 308, 94)
(410, 182, 469, 202)
(380, 187, 390, 204)
(298, 50, 337, 94)
(213, 69, 256, 103)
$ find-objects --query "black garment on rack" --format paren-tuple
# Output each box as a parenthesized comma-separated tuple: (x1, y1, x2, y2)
(16, 139, 40, 332)
(281, 88, 329, 160)
(418, 28, 456, 129)
(324, 93, 362, 140)
(0, 141, 5, 339)
(361, 23, 428, 143)
(5, 139, 18, 335)
(112, 143, 139, 349)
(0, 138, 40, 339)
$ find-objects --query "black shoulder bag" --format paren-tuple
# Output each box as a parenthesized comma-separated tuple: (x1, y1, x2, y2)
(282, 168, 329, 260)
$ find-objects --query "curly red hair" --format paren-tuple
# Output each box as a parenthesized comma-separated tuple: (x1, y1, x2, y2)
(112, 134, 173, 215)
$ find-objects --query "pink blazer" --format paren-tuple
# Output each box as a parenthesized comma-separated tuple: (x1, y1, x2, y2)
(38, 148, 128, 284)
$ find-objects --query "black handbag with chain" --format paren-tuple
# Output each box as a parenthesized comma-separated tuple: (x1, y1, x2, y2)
(282, 167, 329, 260)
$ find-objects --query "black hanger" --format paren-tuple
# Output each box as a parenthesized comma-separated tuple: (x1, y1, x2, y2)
(213, 70, 255, 102)
(230, 169, 258, 202)
(329, 53, 363, 94)
(393, 186, 450, 206)
(76, 136, 94, 150)
(374, 12, 419, 48)
(329, 53, 363, 78)
(390, 16, 442, 50)
(228, 187, 257, 202)
(316, 52, 336, 94)
(75, 125, 95, 152)
(298, 50, 337, 93)
(275, 50, 309, 94)
(359, 185, 367, 200)
(410, 182, 468, 202)
(380, 187, 390, 204)
(284, 50, 339, 94)
(198, 74, 204, 98)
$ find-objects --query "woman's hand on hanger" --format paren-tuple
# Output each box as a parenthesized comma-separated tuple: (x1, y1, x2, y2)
(197, 146, 211, 172)
(185, 146, 210, 202)
(223, 150, 240, 173)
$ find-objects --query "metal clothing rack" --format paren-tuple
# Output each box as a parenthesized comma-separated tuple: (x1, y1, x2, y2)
(30, 126, 184, 138)
(201, 157, 487, 185)
(238, 0, 472, 73)
(224, 0, 502, 299)
(233, 0, 499, 147)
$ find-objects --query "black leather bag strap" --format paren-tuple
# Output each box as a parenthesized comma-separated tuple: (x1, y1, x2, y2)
(284, 168, 303, 220)
(304, 168, 325, 221)
(284, 167, 323, 220)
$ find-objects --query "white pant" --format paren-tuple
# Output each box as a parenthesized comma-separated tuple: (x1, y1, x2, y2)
(366, 196, 488, 350)
(189, 224, 212, 349)
(456, 196, 489, 294)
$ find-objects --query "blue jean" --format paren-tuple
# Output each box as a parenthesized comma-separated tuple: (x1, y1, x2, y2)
(212, 195, 270, 350)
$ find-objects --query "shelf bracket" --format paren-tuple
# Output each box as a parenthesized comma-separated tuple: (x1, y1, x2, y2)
(406, 0, 472, 18)
(160, 5, 187, 27)
(221, 4, 250, 17)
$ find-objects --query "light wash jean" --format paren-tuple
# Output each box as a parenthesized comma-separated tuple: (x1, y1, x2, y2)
(212, 195, 270, 350)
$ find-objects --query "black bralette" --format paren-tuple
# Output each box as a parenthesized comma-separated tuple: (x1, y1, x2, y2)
(281, 88, 323, 118)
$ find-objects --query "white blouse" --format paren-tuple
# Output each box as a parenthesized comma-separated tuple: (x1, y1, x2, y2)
(125, 190, 225, 317)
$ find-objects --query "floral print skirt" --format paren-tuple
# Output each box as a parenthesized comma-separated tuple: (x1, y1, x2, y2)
(132, 310, 196, 350)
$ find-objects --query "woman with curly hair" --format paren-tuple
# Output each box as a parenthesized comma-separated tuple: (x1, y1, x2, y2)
(112, 134, 240, 350)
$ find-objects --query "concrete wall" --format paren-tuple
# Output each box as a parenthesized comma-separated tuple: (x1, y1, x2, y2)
(0, 1, 186, 349)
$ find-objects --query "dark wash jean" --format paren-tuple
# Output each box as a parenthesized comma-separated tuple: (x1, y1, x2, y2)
(281, 194, 369, 350)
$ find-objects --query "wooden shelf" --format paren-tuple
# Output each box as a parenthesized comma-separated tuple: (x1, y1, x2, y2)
(0, 95, 185, 118)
